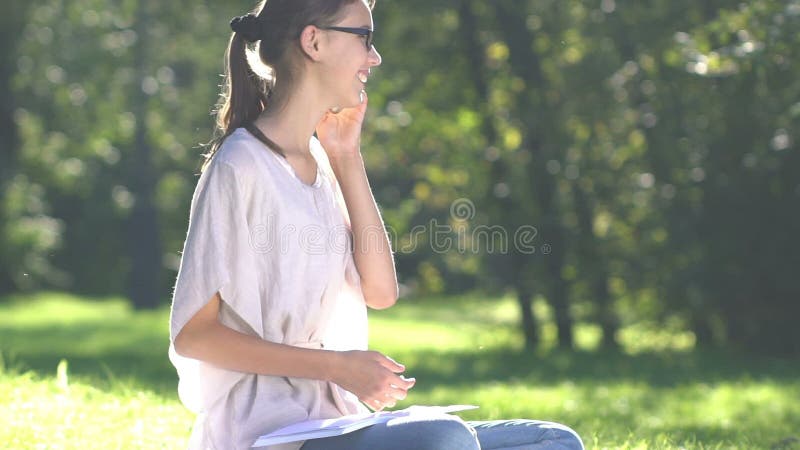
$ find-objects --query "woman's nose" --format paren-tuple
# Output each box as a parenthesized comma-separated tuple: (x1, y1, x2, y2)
(368, 46, 382, 67)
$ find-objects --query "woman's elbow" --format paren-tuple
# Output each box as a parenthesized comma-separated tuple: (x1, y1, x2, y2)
(172, 321, 210, 358)
(173, 327, 205, 358)
(363, 284, 398, 309)
(173, 292, 221, 358)
(173, 329, 192, 357)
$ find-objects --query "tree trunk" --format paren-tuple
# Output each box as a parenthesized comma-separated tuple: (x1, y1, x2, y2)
(0, 0, 32, 295)
(459, 0, 544, 349)
(516, 289, 538, 350)
(491, 0, 574, 348)
(572, 182, 618, 348)
(128, 0, 162, 309)
(692, 317, 714, 348)
(546, 228, 573, 349)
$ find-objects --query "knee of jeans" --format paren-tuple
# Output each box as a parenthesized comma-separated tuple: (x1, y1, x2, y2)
(413, 417, 479, 450)
(552, 425, 585, 450)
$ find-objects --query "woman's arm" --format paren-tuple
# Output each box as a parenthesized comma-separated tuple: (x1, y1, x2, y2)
(173, 292, 414, 409)
(316, 92, 399, 310)
(329, 153, 399, 310)
(174, 292, 336, 378)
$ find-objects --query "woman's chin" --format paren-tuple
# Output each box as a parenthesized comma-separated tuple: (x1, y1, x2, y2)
(330, 89, 364, 111)
(339, 98, 362, 110)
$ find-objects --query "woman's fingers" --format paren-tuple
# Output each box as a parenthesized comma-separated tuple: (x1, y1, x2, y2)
(376, 354, 415, 392)
(358, 90, 368, 114)
(367, 387, 404, 410)
(378, 354, 405, 373)
(367, 395, 396, 411)
(391, 374, 416, 390)
(387, 383, 410, 401)
(337, 350, 416, 410)
(367, 374, 413, 410)
(337, 90, 368, 124)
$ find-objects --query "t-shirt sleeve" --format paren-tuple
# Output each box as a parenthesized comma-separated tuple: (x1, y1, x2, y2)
(169, 157, 262, 343)
(168, 156, 267, 413)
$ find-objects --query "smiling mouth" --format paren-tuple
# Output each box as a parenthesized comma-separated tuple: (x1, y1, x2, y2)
(357, 71, 369, 83)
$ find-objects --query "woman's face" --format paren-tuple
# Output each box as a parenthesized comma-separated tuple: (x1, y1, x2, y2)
(318, 1, 382, 108)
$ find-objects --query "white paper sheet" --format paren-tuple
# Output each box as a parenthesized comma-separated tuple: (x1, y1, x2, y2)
(252, 405, 479, 447)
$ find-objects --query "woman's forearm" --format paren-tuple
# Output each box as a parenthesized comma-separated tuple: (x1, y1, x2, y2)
(329, 153, 398, 309)
(174, 293, 414, 408)
(173, 293, 339, 380)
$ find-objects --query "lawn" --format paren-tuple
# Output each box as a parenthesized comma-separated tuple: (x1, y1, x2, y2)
(1, 291, 798, 449)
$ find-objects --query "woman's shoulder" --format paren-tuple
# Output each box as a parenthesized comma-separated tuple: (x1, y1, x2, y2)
(205, 127, 276, 184)
(197, 128, 273, 198)
(212, 127, 264, 170)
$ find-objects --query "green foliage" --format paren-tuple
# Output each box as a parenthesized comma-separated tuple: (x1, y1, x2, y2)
(2, 0, 799, 352)
(8, 0, 250, 295)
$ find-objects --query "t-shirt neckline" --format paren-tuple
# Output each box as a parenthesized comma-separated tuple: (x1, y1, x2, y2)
(240, 127, 323, 189)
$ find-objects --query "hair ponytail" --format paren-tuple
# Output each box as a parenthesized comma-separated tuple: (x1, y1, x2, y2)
(201, 30, 269, 171)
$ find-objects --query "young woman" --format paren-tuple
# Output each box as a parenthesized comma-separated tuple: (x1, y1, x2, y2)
(168, 0, 585, 449)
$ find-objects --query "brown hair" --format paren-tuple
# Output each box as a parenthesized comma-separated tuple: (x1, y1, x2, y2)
(201, 0, 376, 171)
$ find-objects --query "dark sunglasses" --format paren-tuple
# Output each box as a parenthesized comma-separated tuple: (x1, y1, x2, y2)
(320, 26, 374, 50)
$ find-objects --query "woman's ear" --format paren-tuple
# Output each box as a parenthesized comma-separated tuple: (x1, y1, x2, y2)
(299, 25, 323, 61)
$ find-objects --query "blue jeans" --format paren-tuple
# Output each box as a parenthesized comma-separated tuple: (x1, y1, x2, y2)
(299, 414, 584, 450)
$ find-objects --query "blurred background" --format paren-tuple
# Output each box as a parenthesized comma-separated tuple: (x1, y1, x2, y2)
(3, 0, 799, 356)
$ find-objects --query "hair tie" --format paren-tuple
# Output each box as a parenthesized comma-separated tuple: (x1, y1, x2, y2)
(230, 13, 263, 43)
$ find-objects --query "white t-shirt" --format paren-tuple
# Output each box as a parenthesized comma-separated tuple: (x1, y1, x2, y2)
(169, 127, 369, 450)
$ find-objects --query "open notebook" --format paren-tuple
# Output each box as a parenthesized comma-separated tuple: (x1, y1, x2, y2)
(251, 405, 478, 447)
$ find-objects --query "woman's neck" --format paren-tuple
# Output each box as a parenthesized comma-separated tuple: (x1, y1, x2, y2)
(253, 79, 328, 157)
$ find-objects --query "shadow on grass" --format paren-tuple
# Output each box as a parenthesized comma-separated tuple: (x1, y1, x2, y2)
(3, 320, 799, 397)
(384, 347, 800, 391)
(1, 321, 177, 395)
(3, 292, 799, 399)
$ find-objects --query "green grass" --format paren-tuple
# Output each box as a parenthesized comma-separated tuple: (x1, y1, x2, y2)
(1, 291, 799, 449)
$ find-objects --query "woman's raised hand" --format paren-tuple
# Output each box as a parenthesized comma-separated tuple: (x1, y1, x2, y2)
(331, 349, 415, 411)
(315, 91, 369, 161)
